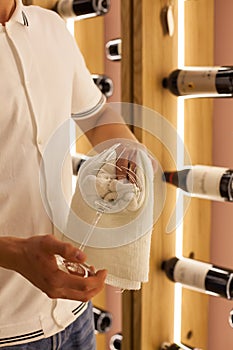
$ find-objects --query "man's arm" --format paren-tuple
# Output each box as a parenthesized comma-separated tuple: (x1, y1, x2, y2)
(76, 104, 137, 147)
(76, 104, 139, 180)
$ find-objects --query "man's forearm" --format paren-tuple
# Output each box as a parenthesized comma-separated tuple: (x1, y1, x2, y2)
(76, 105, 138, 149)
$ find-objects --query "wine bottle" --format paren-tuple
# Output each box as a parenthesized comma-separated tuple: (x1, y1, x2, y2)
(93, 306, 112, 333)
(92, 74, 113, 98)
(72, 153, 89, 176)
(163, 165, 233, 202)
(109, 333, 122, 350)
(53, 0, 110, 20)
(161, 342, 202, 350)
(105, 38, 122, 61)
(162, 66, 233, 97)
(161, 257, 233, 300)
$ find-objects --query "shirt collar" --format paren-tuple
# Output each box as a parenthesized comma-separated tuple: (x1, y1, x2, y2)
(9, 0, 29, 26)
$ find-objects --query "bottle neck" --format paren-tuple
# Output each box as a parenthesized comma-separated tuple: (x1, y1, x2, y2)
(163, 169, 190, 192)
(55, 0, 110, 19)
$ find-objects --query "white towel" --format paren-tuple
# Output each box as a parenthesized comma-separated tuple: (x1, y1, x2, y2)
(63, 143, 154, 290)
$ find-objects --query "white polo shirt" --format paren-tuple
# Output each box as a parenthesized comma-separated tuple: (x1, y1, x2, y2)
(0, 0, 105, 347)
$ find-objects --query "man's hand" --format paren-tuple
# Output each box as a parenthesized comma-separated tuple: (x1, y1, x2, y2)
(0, 234, 107, 302)
(115, 142, 157, 184)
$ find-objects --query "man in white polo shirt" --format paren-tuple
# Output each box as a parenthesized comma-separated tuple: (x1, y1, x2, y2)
(0, 0, 137, 349)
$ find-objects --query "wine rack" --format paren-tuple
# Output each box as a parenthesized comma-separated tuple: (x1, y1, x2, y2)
(121, 0, 213, 349)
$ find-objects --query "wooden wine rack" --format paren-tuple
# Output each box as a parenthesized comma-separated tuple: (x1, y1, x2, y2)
(121, 1, 213, 350)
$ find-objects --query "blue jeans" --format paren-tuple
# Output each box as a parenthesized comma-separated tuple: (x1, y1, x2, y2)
(1, 302, 96, 350)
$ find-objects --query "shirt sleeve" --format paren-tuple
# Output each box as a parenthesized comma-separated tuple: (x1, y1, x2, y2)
(70, 37, 106, 119)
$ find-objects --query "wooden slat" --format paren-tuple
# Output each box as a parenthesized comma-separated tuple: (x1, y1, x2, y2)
(121, 1, 137, 349)
(74, 17, 104, 74)
(141, 1, 178, 349)
(74, 17, 105, 156)
(181, 0, 214, 349)
(24, 0, 56, 8)
(122, 1, 178, 349)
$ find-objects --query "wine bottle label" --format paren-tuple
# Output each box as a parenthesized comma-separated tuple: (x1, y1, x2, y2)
(174, 258, 212, 290)
(177, 67, 219, 95)
(57, 0, 76, 18)
(186, 165, 228, 200)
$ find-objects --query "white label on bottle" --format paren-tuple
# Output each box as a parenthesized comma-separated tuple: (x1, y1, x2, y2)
(177, 67, 219, 95)
(57, 0, 76, 19)
(174, 258, 212, 290)
(186, 165, 228, 200)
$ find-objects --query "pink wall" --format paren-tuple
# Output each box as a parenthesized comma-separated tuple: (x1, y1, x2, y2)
(208, 1, 233, 348)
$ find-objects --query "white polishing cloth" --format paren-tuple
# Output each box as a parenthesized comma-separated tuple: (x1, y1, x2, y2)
(63, 143, 154, 290)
